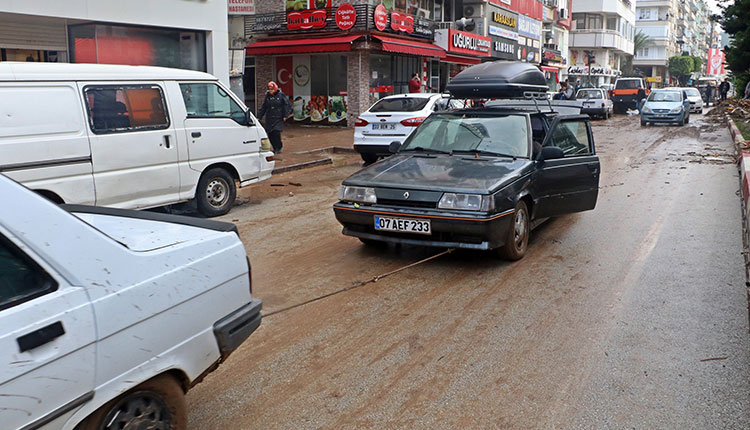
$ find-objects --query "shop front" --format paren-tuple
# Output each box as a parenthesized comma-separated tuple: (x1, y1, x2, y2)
(247, 2, 444, 126)
(566, 65, 620, 88)
(541, 48, 566, 91)
(487, 3, 519, 63)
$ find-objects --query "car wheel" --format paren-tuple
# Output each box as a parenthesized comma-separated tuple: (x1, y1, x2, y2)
(78, 374, 187, 430)
(360, 153, 378, 165)
(498, 200, 529, 261)
(641, 119, 647, 126)
(196, 167, 236, 217)
(700, 108, 704, 114)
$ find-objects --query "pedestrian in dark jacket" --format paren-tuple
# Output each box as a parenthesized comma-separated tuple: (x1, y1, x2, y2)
(719, 80, 730, 101)
(704, 83, 713, 107)
(257, 81, 292, 154)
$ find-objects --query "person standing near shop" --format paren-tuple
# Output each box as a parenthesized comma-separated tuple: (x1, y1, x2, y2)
(257, 81, 292, 154)
(408, 73, 421, 93)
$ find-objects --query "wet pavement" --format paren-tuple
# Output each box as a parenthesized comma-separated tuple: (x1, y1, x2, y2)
(187, 112, 750, 429)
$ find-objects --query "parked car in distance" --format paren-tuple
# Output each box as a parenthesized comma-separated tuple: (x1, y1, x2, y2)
(610, 77, 648, 113)
(640, 88, 691, 126)
(0, 174, 262, 430)
(0, 62, 275, 217)
(334, 62, 600, 260)
(575, 88, 613, 119)
(695, 77, 719, 104)
(680, 87, 704, 113)
(353, 93, 464, 164)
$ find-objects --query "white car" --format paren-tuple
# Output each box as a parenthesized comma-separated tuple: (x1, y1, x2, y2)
(681, 87, 704, 113)
(575, 88, 613, 119)
(353, 93, 464, 164)
(0, 174, 261, 430)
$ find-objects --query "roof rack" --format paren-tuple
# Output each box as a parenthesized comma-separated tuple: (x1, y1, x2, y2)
(523, 91, 553, 113)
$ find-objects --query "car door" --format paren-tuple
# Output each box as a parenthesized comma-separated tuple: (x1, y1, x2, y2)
(0, 229, 96, 430)
(80, 82, 180, 209)
(533, 115, 600, 218)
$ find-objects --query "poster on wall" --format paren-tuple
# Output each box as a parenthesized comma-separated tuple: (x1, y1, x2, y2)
(328, 96, 347, 123)
(309, 95, 328, 122)
(292, 55, 311, 122)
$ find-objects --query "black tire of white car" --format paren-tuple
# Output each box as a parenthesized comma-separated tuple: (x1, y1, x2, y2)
(498, 200, 529, 261)
(361, 153, 378, 165)
(197, 168, 236, 217)
(77, 374, 187, 430)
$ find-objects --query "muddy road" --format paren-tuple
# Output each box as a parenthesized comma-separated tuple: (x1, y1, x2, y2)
(187, 113, 750, 429)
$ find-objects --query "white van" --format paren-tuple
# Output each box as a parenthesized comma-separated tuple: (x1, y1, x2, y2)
(0, 62, 274, 216)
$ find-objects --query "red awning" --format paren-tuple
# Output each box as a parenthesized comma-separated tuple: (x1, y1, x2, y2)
(246, 34, 362, 55)
(372, 35, 446, 58)
(541, 66, 559, 73)
(442, 55, 482, 65)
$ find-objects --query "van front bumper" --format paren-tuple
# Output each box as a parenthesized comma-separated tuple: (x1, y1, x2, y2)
(213, 298, 262, 360)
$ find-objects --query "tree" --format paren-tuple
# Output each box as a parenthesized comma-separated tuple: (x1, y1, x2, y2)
(718, 0, 750, 95)
(691, 56, 703, 74)
(623, 31, 654, 75)
(669, 56, 695, 85)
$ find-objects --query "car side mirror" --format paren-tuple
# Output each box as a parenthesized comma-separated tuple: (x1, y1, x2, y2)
(389, 141, 402, 153)
(245, 111, 255, 126)
(537, 146, 564, 162)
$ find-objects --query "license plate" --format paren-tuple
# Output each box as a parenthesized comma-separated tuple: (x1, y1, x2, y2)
(374, 216, 431, 234)
(656, 114, 668, 118)
(372, 123, 396, 130)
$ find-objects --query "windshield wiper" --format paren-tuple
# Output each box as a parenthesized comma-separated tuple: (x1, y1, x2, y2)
(401, 146, 451, 154)
(451, 149, 519, 160)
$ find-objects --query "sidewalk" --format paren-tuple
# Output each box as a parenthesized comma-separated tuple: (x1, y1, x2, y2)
(270, 123, 357, 172)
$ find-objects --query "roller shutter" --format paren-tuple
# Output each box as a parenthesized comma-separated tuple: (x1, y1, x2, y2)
(0, 15, 67, 51)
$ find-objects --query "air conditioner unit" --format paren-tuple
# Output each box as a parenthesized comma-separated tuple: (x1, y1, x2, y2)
(559, 8, 568, 20)
(463, 4, 483, 19)
(416, 8, 430, 19)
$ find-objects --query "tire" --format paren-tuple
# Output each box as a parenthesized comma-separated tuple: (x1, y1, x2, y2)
(77, 374, 186, 430)
(196, 168, 236, 217)
(360, 153, 378, 165)
(641, 120, 647, 126)
(497, 200, 529, 261)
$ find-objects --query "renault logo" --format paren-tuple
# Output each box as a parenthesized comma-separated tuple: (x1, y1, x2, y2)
(403, 191, 410, 199)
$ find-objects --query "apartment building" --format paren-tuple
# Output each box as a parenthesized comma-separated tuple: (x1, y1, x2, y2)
(569, 0, 636, 87)
(633, 0, 677, 85)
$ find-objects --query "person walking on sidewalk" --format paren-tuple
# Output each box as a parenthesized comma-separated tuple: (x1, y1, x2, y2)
(704, 83, 713, 107)
(719, 80, 730, 101)
(408, 73, 421, 93)
(258, 81, 292, 154)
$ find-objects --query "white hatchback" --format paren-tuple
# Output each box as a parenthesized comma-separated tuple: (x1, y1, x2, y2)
(353, 93, 463, 164)
(681, 87, 704, 113)
(0, 174, 261, 430)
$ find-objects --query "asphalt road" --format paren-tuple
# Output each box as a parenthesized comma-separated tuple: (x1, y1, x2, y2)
(187, 112, 750, 429)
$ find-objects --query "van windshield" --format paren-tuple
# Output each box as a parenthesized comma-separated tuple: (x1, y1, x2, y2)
(615, 80, 642, 89)
(401, 113, 529, 158)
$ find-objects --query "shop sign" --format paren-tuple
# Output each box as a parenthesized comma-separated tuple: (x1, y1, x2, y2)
(391, 11, 414, 33)
(374, 4, 388, 31)
(517, 14, 541, 39)
(491, 11, 516, 28)
(489, 0, 512, 5)
(646, 76, 662, 83)
(543, 48, 564, 64)
(489, 25, 518, 41)
(450, 30, 491, 56)
(493, 39, 516, 56)
(568, 65, 587, 74)
(253, 14, 283, 32)
(336, 3, 356, 30)
(228, 0, 254, 15)
(370, 85, 394, 93)
(287, 8, 327, 30)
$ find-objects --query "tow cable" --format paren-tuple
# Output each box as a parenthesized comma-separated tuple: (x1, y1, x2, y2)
(264, 248, 455, 318)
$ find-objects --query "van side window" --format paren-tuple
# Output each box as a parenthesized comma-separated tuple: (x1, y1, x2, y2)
(180, 83, 246, 124)
(0, 236, 57, 312)
(84, 85, 170, 134)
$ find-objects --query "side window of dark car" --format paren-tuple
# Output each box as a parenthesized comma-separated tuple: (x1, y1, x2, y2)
(84, 85, 170, 134)
(546, 121, 591, 157)
(0, 236, 57, 311)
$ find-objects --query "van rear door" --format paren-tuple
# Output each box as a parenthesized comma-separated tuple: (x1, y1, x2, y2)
(79, 82, 180, 209)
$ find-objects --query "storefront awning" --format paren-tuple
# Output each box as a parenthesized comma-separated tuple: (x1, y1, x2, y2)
(442, 55, 482, 65)
(541, 66, 560, 73)
(246, 34, 363, 55)
(372, 35, 446, 58)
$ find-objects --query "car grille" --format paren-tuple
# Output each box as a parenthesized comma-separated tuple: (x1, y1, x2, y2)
(653, 109, 670, 113)
(377, 199, 437, 209)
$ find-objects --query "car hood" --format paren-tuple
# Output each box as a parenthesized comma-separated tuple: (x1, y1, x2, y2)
(73, 212, 227, 252)
(344, 153, 530, 193)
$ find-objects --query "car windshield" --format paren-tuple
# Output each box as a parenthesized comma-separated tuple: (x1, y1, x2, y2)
(369, 97, 431, 113)
(577, 90, 603, 99)
(401, 113, 529, 158)
(615, 80, 641, 89)
(685, 88, 701, 97)
(648, 91, 681, 102)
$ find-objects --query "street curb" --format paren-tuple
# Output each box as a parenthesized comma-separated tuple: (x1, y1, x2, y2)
(294, 146, 357, 155)
(726, 114, 750, 318)
(272, 158, 333, 174)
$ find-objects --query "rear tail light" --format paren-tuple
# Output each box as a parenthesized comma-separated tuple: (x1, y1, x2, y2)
(354, 117, 369, 127)
(265, 155, 274, 162)
(400, 117, 426, 127)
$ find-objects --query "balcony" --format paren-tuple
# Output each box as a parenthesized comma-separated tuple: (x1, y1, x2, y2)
(570, 28, 634, 54)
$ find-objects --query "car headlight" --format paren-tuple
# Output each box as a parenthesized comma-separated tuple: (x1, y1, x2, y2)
(641, 105, 652, 113)
(438, 193, 493, 211)
(339, 186, 377, 204)
(670, 106, 683, 113)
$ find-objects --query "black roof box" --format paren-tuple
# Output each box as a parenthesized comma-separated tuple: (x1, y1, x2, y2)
(446, 61, 548, 98)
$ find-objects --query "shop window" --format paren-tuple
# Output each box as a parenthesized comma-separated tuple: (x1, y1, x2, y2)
(180, 83, 247, 124)
(84, 85, 170, 134)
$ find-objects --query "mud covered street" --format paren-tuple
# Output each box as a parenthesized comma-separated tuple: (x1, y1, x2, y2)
(187, 113, 750, 429)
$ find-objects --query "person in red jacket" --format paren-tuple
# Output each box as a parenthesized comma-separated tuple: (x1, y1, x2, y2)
(408, 73, 421, 93)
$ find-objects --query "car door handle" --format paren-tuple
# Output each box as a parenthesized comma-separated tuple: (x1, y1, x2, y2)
(587, 165, 599, 175)
(163, 135, 171, 149)
(191, 132, 202, 138)
(17, 321, 65, 353)
(243, 140, 256, 145)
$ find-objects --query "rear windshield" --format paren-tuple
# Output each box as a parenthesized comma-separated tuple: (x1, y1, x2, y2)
(685, 88, 701, 97)
(615, 80, 642, 90)
(369, 97, 430, 113)
(648, 91, 681, 102)
(401, 113, 529, 158)
(577, 90, 603, 99)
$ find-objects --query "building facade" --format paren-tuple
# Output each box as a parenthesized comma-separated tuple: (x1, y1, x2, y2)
(569, 0, 636, 87)
(633, 0, 677, 86)
(0, 0, 230, 85)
